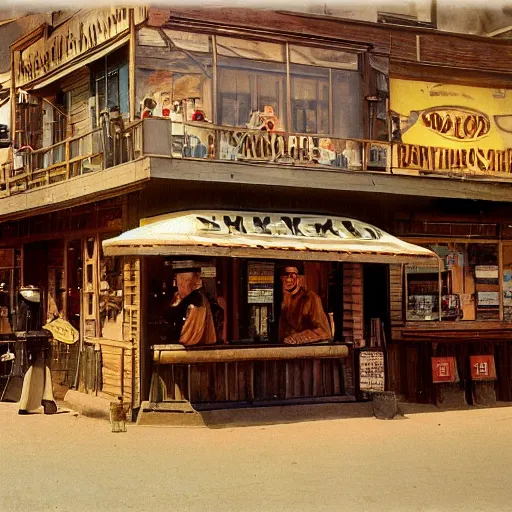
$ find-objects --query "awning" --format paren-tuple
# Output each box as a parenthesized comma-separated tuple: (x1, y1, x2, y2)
(102, 210, 439, 264)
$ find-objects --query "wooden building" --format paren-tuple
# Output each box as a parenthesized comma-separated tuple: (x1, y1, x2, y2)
(1, 7, 512, 418)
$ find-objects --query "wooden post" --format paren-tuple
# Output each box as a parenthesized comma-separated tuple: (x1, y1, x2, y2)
(286, 43, 292, 132)
(10, 48, 15, 158)
(65, 139, 70, 180)
(129, 8, 136, 123)
(212, 35, 218, 125)
(328, 68, 334, 136)
(499, 241, 504, 321)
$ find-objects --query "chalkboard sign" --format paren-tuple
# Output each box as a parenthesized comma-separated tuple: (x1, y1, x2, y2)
(359, 350, 385, 392)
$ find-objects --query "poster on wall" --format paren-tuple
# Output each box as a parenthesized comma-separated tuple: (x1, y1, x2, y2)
(247, 262, 274, 304)
(470, 355, 497, 381)
(477, 291, 500, 307)
(475, 265, 499, 280)
(359, 350, 385, 392)
(503, 270, 512, 306)
(431, 357, 459, 384)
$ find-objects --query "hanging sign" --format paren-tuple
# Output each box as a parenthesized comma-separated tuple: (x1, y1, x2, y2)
(431, 357, 459, 383)
(359, 350, 385, 392)
(470, 355, 497, 381)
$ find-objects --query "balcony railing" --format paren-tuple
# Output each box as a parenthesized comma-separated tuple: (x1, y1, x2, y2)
(128, 118, 390, 172)
(0, 118, 390, 197)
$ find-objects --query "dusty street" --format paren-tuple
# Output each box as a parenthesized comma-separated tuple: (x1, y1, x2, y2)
(1, 402, 512, 512)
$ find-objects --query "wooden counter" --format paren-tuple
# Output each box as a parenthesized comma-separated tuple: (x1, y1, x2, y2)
(150, 343, 353, 405)
(153, 343, 350, 364)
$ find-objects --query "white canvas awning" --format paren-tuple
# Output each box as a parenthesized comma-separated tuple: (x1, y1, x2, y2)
(102, 210, 439, 264)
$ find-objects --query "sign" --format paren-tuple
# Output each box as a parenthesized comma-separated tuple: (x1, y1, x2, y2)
(43, 318, 79, 345)
(391, 79, 512, 178)
(359, 350, 385, 392)
(475, 265, 499, 279)
(421, 108, 491, 141)
(503, 270, 512, 306)
(14, 8, 147, 86)
(477, 291, 499, 307)
(247, 261, 274, 304)
(431, 357, 459, 383)
(470, 355, 497, 381)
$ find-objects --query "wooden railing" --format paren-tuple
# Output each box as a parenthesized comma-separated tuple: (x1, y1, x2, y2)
(0, 118, 390, 197)
(1, 128, 104, 195)
(125, 117, 391, 173)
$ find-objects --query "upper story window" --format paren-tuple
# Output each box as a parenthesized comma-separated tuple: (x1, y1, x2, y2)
(91, 47, 129, 126)
(136, 29, 365, 139)
(217, 37, 286, 130)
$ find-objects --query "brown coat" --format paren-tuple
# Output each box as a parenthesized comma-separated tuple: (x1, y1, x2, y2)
(179, 291, 217, 346)
(279, 287, 331, 344)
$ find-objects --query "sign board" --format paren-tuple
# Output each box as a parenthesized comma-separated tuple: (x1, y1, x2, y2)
(475, 265, 499, 279)
(359, 350, 385, 392)
(477, 291, 499, 307)
(470, 355, 497, 381)
(247, 262, 274, 304)
(431, 357, 459, 383)
(14, 7, 147, 86)
(391, 79, 512, 179)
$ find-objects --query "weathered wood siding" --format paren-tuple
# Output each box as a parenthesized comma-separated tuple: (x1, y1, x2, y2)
(60, 67, 91, 138)
(342, 263, 364, 346)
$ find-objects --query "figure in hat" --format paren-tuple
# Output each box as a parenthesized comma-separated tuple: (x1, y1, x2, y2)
(279, 263, 331, 345)
(166, 261, 217, 346)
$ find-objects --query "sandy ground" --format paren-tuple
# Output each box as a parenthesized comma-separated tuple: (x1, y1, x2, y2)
(1, 402, 512, 512)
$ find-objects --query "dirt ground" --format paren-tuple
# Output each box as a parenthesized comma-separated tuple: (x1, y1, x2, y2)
(2, 402, 512, 512)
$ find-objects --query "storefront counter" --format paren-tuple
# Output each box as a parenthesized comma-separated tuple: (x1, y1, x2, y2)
(153, 342, 349, 363)
(150, 342, 353, 405)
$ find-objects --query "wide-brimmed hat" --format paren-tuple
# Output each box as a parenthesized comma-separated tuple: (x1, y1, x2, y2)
(171, 260, 202, 274)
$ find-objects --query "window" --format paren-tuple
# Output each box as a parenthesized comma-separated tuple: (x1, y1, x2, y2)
(92, 47, 129, 126)
(406, 243, 500, 322)
(218, 59, 286, 129)
(217, 38, 286, 130)
(136, 31, 364, 138)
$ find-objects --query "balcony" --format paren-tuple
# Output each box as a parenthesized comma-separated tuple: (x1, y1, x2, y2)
(0, 118, 510, 218)
(0, 118, 390, 196)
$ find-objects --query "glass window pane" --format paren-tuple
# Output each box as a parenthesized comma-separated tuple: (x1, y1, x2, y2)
(332, 70, 363, 139)
(291, 65, 329, 134)
(217, 37, 285, 62)
(107, 70, 120, 109)
(290, 45, 359, 70)
(408, 243, 500, 322)
(218, 63, 286, 129)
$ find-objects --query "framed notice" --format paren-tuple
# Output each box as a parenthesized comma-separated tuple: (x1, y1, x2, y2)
(431, 357, 459, 383)
(477, 291, 499, 307)
(247, 262, 274, 304)
(359, 350, 385, 392)
(475, 265, 499, 279)
(470, 355, 497, 381)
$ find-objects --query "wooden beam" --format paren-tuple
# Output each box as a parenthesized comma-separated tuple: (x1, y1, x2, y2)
(148, 157, 512, 203)
(129, 9, 136, 122)
(153, 344, 349, 364)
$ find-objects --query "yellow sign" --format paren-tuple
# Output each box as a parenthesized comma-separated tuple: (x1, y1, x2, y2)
(43, 318, 79, 345)
(390, 79, 512, 177)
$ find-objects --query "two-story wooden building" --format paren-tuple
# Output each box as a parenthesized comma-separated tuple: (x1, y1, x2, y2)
(2, 7, 512, 419)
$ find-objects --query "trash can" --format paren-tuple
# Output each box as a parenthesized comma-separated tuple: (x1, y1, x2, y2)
(371, 391, 398, 420)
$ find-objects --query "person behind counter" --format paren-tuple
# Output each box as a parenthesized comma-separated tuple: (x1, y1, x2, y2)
(166, 261, 217, 346)
(279, 263, 332, 345)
